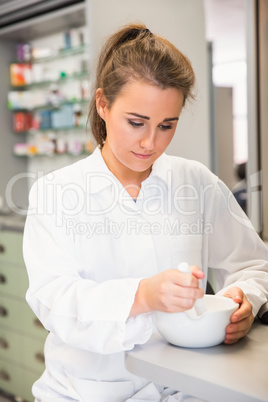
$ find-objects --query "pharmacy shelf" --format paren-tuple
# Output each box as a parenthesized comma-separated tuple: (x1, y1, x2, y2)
(12, 44, 87, 65)
(10, 70, 89, 90)
(22, 126, 86, 134)
(31, 44, 88, 63)
(8, 99, 89, 112)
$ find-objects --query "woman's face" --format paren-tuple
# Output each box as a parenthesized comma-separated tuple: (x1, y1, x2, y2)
(97, 80, 184, 181)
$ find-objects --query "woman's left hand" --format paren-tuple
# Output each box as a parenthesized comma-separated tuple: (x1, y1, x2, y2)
(223, 287, 254, 344)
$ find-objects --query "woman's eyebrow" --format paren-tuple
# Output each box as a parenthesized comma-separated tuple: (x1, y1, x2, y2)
(127, 112, 150, 120)
(127, 113, 179, 122)
(163, 117, 179, 122)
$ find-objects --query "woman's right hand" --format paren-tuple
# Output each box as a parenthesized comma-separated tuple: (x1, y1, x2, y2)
(129, 266, 205, 317)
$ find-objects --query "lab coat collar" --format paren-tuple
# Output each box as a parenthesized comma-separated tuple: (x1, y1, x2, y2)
(85, 147, 172, 195)
(150, 152, 172, 187)
(84, 147, 117, 194)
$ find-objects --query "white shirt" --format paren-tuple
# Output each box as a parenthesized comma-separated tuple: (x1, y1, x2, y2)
(23, 148, 268, 401)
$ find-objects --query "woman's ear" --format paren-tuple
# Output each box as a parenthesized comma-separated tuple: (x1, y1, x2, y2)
(96, 88, 108, 120)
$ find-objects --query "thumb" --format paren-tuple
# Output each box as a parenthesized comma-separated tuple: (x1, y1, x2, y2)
(223, 286, 243, 304)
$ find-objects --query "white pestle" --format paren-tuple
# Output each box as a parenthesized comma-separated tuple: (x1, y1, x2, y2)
(177, 262, 207, 316)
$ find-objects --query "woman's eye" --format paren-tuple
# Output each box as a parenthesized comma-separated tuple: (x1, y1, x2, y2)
(159, 124, 172, 131)
(128, 120, 144, 128)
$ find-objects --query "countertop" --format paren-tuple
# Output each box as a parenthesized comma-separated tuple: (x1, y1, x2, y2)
(125, 321, 268, 402)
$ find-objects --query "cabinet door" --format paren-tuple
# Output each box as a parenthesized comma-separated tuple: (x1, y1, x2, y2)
(0, 262, 29, 298)
(0, 360, 21, 397)
(0, 296, 24, 331)
(0, 327, 20, 364)
(0, 294, 48, 341)
(20, 367, 39, 402)
(21, 301, 48, 341)
(0, 231, 24, 265)
(0, 361, 37, 402)
(21, 335, 45, 375)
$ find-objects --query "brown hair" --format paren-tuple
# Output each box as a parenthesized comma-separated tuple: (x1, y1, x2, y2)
(88, 23, 195, 148)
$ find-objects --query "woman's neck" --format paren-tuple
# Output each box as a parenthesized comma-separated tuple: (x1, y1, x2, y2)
(101, 144, 152, 199)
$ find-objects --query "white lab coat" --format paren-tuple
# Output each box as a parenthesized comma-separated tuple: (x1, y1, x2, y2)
(23, 148, 268, 401)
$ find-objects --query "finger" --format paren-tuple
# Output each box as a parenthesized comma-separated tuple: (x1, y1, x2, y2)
(161, 280, 204, 301)
(169, 296, 197, 312)
(225, 326, 248, 344)
(230, 293, 253, 323)
(223, 286, 243, 304)
(159, 292, 197, 312)
(160, 284, 204, 312)
(224, 313, 254, 344)
(223, 287, 244, 321)
(224, 320, 253, 344)
(174, 284, 204, 300)
(190, 265, 205, 279)
(231, 303, 253, 323)
(226, 315, 254, 335)
(160, 270, 199, 292)
(174, 271, 200, 288)
(224, 330, 246, 344)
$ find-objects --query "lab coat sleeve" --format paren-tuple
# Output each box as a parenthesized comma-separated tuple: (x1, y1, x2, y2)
(23, 179, 153, 354)
(207, 179, 268, 316)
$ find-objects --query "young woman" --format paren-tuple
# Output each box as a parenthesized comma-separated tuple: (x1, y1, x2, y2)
(23, 24, 268, 401)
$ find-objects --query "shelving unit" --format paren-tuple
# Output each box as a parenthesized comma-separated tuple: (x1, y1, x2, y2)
(0, 1, 89, 209)
(8, 34, 93, 159)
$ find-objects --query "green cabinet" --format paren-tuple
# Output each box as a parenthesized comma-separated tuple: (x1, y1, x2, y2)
(0, 230, 47, 401)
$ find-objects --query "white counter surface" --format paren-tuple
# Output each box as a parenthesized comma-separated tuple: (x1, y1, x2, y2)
(125, 321, 268, 402)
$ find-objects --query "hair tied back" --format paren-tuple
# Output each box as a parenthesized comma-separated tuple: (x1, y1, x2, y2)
(119, 26, 152, 46)
(141, 28, 152, 36)
(119, 28, 141, 45)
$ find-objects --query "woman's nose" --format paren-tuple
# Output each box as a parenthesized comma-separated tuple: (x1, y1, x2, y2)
(139, 130, 156, 150)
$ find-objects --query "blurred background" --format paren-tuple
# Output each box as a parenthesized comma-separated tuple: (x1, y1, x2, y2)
(1, 0, 267, 237)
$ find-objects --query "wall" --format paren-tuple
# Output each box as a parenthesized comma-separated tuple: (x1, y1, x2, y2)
(213, 87, 237, 189)
(258, 0, 268, 239)
(245, 0, 262, 234)
(86, 0, 211, 168)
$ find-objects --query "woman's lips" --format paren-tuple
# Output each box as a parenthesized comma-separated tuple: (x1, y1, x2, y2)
(132, 151, 154, 159)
